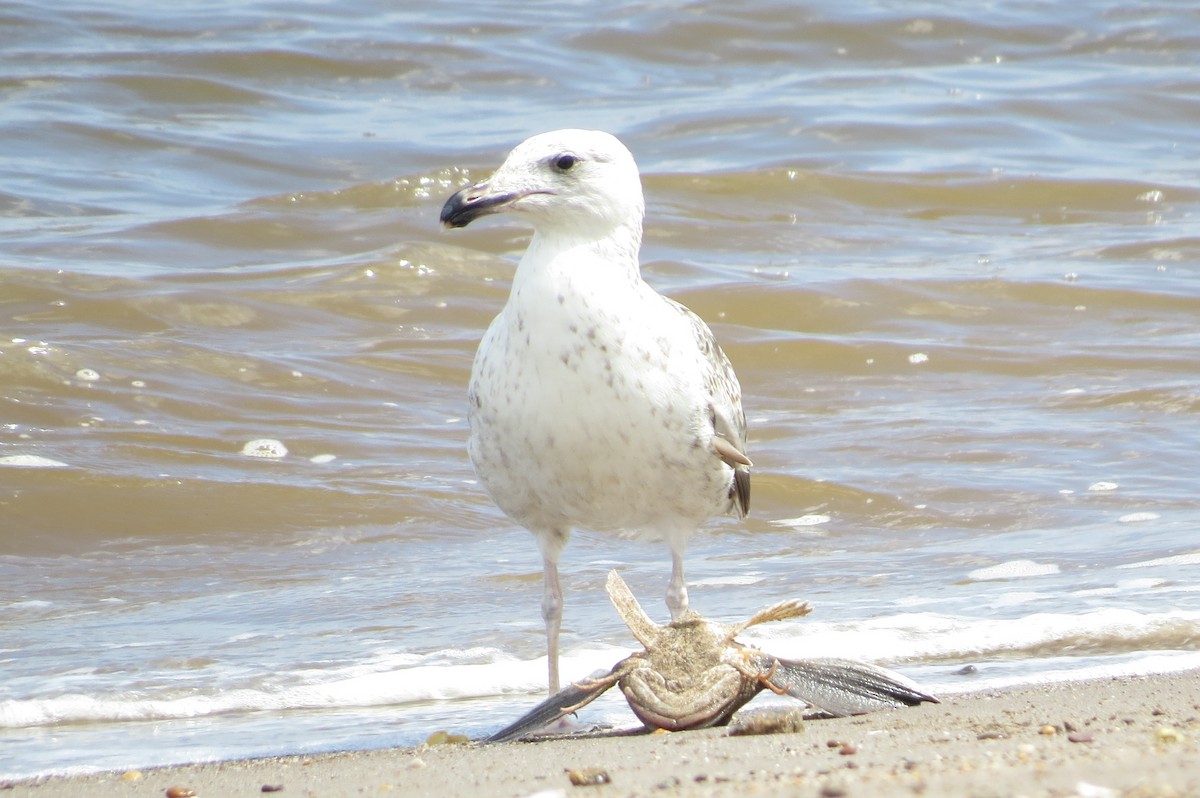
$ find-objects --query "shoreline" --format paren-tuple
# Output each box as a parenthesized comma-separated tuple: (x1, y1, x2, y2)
(8, 670, 1199, 797)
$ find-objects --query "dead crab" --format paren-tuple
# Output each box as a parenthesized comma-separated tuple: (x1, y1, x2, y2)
(487, 571, 938, 743)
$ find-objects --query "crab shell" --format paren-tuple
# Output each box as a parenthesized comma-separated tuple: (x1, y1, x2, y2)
(605, 573, 808, 730)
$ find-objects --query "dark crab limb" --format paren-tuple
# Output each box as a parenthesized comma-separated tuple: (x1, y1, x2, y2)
(485, 571, 937, 743)
(754, 653, 938, 718)
(486, 670, 623, 744)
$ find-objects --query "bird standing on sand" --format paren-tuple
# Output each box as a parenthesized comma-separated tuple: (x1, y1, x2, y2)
(440, 129, 750, 695)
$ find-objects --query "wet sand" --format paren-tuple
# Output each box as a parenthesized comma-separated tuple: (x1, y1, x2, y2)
(8, 671, 1198, 798)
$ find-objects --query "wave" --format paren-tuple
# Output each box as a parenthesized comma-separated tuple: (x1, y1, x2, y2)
(6, 607, 1197, 730)
(745, 607, 1200, 665)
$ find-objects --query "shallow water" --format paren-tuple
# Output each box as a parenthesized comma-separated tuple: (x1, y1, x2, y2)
(3, 0, 1200, 781)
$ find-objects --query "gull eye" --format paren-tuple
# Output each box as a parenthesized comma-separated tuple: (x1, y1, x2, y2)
(553, 153, 578, 172)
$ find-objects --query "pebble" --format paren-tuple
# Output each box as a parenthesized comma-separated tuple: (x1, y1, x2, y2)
(166, 788, 197, 798)
(424, 730, 469, 746)
(1067, 731, 1094, 743)
(566, 767, 611, 786)
(1039, 724, 1057, 735)
(728, 708, 805, 736)
(1155, 726, 1184, 743)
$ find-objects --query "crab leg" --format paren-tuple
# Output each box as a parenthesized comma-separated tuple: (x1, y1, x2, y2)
(756, 660, 790, 696)
(761, 656, 939, 718)
(485, 667, 626, 744)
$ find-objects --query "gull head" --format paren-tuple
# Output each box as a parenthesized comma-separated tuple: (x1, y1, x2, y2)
(440, 129, 645, 239)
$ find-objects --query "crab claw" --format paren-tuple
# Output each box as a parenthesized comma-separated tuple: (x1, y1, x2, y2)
(760, 656, 939, 718)
(484, 668, 621, 744)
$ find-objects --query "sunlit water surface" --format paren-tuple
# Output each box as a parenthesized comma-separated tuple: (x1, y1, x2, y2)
(3, 0, 1200, 781)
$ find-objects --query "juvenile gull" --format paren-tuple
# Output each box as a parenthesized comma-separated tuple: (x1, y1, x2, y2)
(440, 129, 750, 695)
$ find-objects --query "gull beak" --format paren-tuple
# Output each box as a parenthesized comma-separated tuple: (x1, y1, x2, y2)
(440, 182, 521, 229)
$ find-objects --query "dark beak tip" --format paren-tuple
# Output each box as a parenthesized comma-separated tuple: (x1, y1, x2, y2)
(439, 194, 470, 229)
(439, 184, 518, 230)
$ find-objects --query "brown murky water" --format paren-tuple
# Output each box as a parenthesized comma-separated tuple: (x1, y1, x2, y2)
(3, 0, 1200, 779)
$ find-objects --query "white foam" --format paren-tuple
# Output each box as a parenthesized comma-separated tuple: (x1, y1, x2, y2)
(690, 574, 766, 587)
(1118, 512, 1160, 523)
(0, 455, 69, 468)
(0, 645, 623, 729)
(1117, 578, 1167, 590)
(740, 606, 1200, 666)
(967, 559, 1059, 581)
(1118, 551, 1200, 569)
(772, 514, 831, 528)
(987, 591, 1052, 608)
(928, 650, 1200, 696)
(240, 439, 288, 458)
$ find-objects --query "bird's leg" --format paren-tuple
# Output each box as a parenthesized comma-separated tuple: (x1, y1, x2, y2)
(542, 556, 563, 694)
(666, 548, 689, 621)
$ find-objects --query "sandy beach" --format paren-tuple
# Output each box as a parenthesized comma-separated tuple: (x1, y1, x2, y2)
(8, 670, 1198, 798)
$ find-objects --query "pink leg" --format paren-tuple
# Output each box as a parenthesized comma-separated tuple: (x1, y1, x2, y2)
(666, 548, 689, 621)
(542, 555, 563, 694)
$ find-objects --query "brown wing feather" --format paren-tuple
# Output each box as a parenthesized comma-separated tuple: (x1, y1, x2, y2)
(664, 298, 751, 518)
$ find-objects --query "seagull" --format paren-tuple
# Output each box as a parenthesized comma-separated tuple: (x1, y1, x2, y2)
(440, 129, 750, 695)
